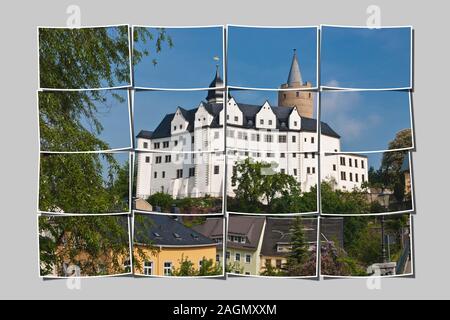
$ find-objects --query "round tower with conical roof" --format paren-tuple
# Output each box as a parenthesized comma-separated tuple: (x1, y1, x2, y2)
(278, 49, 314, 118)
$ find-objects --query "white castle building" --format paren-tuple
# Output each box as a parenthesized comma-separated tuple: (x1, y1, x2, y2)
(136, 51, 368, 200)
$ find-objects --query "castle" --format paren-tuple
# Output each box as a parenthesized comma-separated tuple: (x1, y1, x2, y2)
(135, 51, 368, 200)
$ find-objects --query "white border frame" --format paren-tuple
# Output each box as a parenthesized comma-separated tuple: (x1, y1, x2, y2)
(132, 212, 226, 279)
(319, 25, 414, 91)
(37, 151, 133, 216)
(226, 25, 320, 91)
(37, 213, 134, 279)
(225, 215, 319, 279)
(320, 214, 415, 279)
(37, 24, 133, 91)
(37, 89, 134, 153)
(132, 25, 226, 91)
(321, 151, 415, 217)
(320, 90, 415, 154)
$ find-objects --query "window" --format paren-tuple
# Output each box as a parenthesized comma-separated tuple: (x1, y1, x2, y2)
(227, 130, 234, 138)
(341, 171, 346, 181)
(311, 137, 315, 143)
(179, 125, 182, 130)
(276, 260, 282, 269)
(312, 167, 316, 174)
(349, 158, 352, 167)
(340, 157, 346, 166)
(264, 135, 273, 143)
(278, 135, 287, 143)
(173, 126, 176, 131)
(260, 119, 264, 125)
(226, 252, 230, 260)
(234, 116, 238, 122)
(214, 131, 220, 139)
(307, 167, 311, 174)
(154, 171, 157, 179)
(266, 259, 272, 267)
(280, 153, 285, 158)
(176, 169, 183, 179)
(235, 253, 241, 262)
(292, 153, 297, 158)
(293, 169, 298, 176)
(164, 262, 172, 276)
(312, 153, 315, 159)
(283, 93, 286, 99)
(268, 120, 273, 125)
(155, 156, 162, 164)
(165, 155, 171, 163)
(143, 142, 148, 149)
(361, 160, 365, 169)
(154, 142, 160, 149)
(333, 164, 337, 171)
(355, 173, 359, 182)
(162, 171, 166, 179)
(216, 255, 220, 262)
(144, 261, 153, 275)
(305, 153, 308, 159)
(163, 141, 169, 148)
(349, 172, 353, 181)
(174, 140, 178, 146)
(214, 165, 220, 175)
(292, 136, 296, 143)
(227, 115, 230, 120)
(362, 174, 365, 182)
(266, 153, 273, 158)
(294, 121, 298, 127)
(245, 272, 250, 275)
(355, 160, 358, 168)
(245, 254, 251, 264)
(191, 136, 195, 144)
(296, 91, 299, 97)
(145, 156, 150, 163)
(281, 169, 286, 174)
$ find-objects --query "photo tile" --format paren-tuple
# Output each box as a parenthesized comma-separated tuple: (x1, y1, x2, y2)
(135, 151, 225, 215)
(320, 90, 414, 153)
(320, 151, 414, 215)
(134, 89, 225, 153)
(38, 90, 132, 152)
(227, 26, 318, 89)
(133, 213, 225, 277)
(227, 89, 319, 154)
(38, 25, 131, 90)
(133, 26, 224, 89)
(320, 26, 413, 90)
(38, 214, 132, 278)
(38, 152, 131, 215)
(320, 213, 414, 278)
(226, 150, 318, 215)
(225, 214, 318, 278)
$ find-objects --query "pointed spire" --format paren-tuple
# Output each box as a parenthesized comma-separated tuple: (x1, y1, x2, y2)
(206, 64, 224, 103)
(287, 49, 303, 86)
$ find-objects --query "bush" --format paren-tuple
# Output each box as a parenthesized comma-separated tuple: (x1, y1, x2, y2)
(147, 192, 173, 211)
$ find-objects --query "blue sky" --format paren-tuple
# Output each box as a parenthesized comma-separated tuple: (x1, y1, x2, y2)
(134, 27, 223, 88)
(321, 26, 412, 89)
(227, 27, 317, 88)
(79, 90, 131, 150)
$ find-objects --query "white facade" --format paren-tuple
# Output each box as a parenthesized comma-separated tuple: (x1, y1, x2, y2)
(136, 97, 368, 200)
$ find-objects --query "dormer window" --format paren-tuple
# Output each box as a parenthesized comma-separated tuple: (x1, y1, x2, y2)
(260, 119, 264, 125)
(234, 116, 238, 122)
(268, 120, 273, 125)
(173, 126, 176, 131)
(294, 121, 298, 127)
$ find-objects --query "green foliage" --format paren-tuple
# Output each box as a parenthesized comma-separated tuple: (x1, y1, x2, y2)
(39, 215, 130, 276)
(230, 158, 316, 213)
(260, 261, 285, 277)
(171, 256, 222, 277)
(321, 181, 370, 215)
(147, 192, 174, 211)
(38, 26, 171, 274)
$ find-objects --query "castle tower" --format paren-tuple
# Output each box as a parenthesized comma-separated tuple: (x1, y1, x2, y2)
(278, 49, 314, 118)
(206, 65, 224, 104)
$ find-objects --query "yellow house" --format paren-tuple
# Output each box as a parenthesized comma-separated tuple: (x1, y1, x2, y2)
(133, 214, 219, 276)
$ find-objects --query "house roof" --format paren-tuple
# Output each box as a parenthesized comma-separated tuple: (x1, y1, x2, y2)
(136, 130, 153, 139)
(320, 218, 344, 248)
(192, 215, 265, 251)
(134, 214, 216, 247)
(260, 218, 318, 257)
(138, 100, 340, 140)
